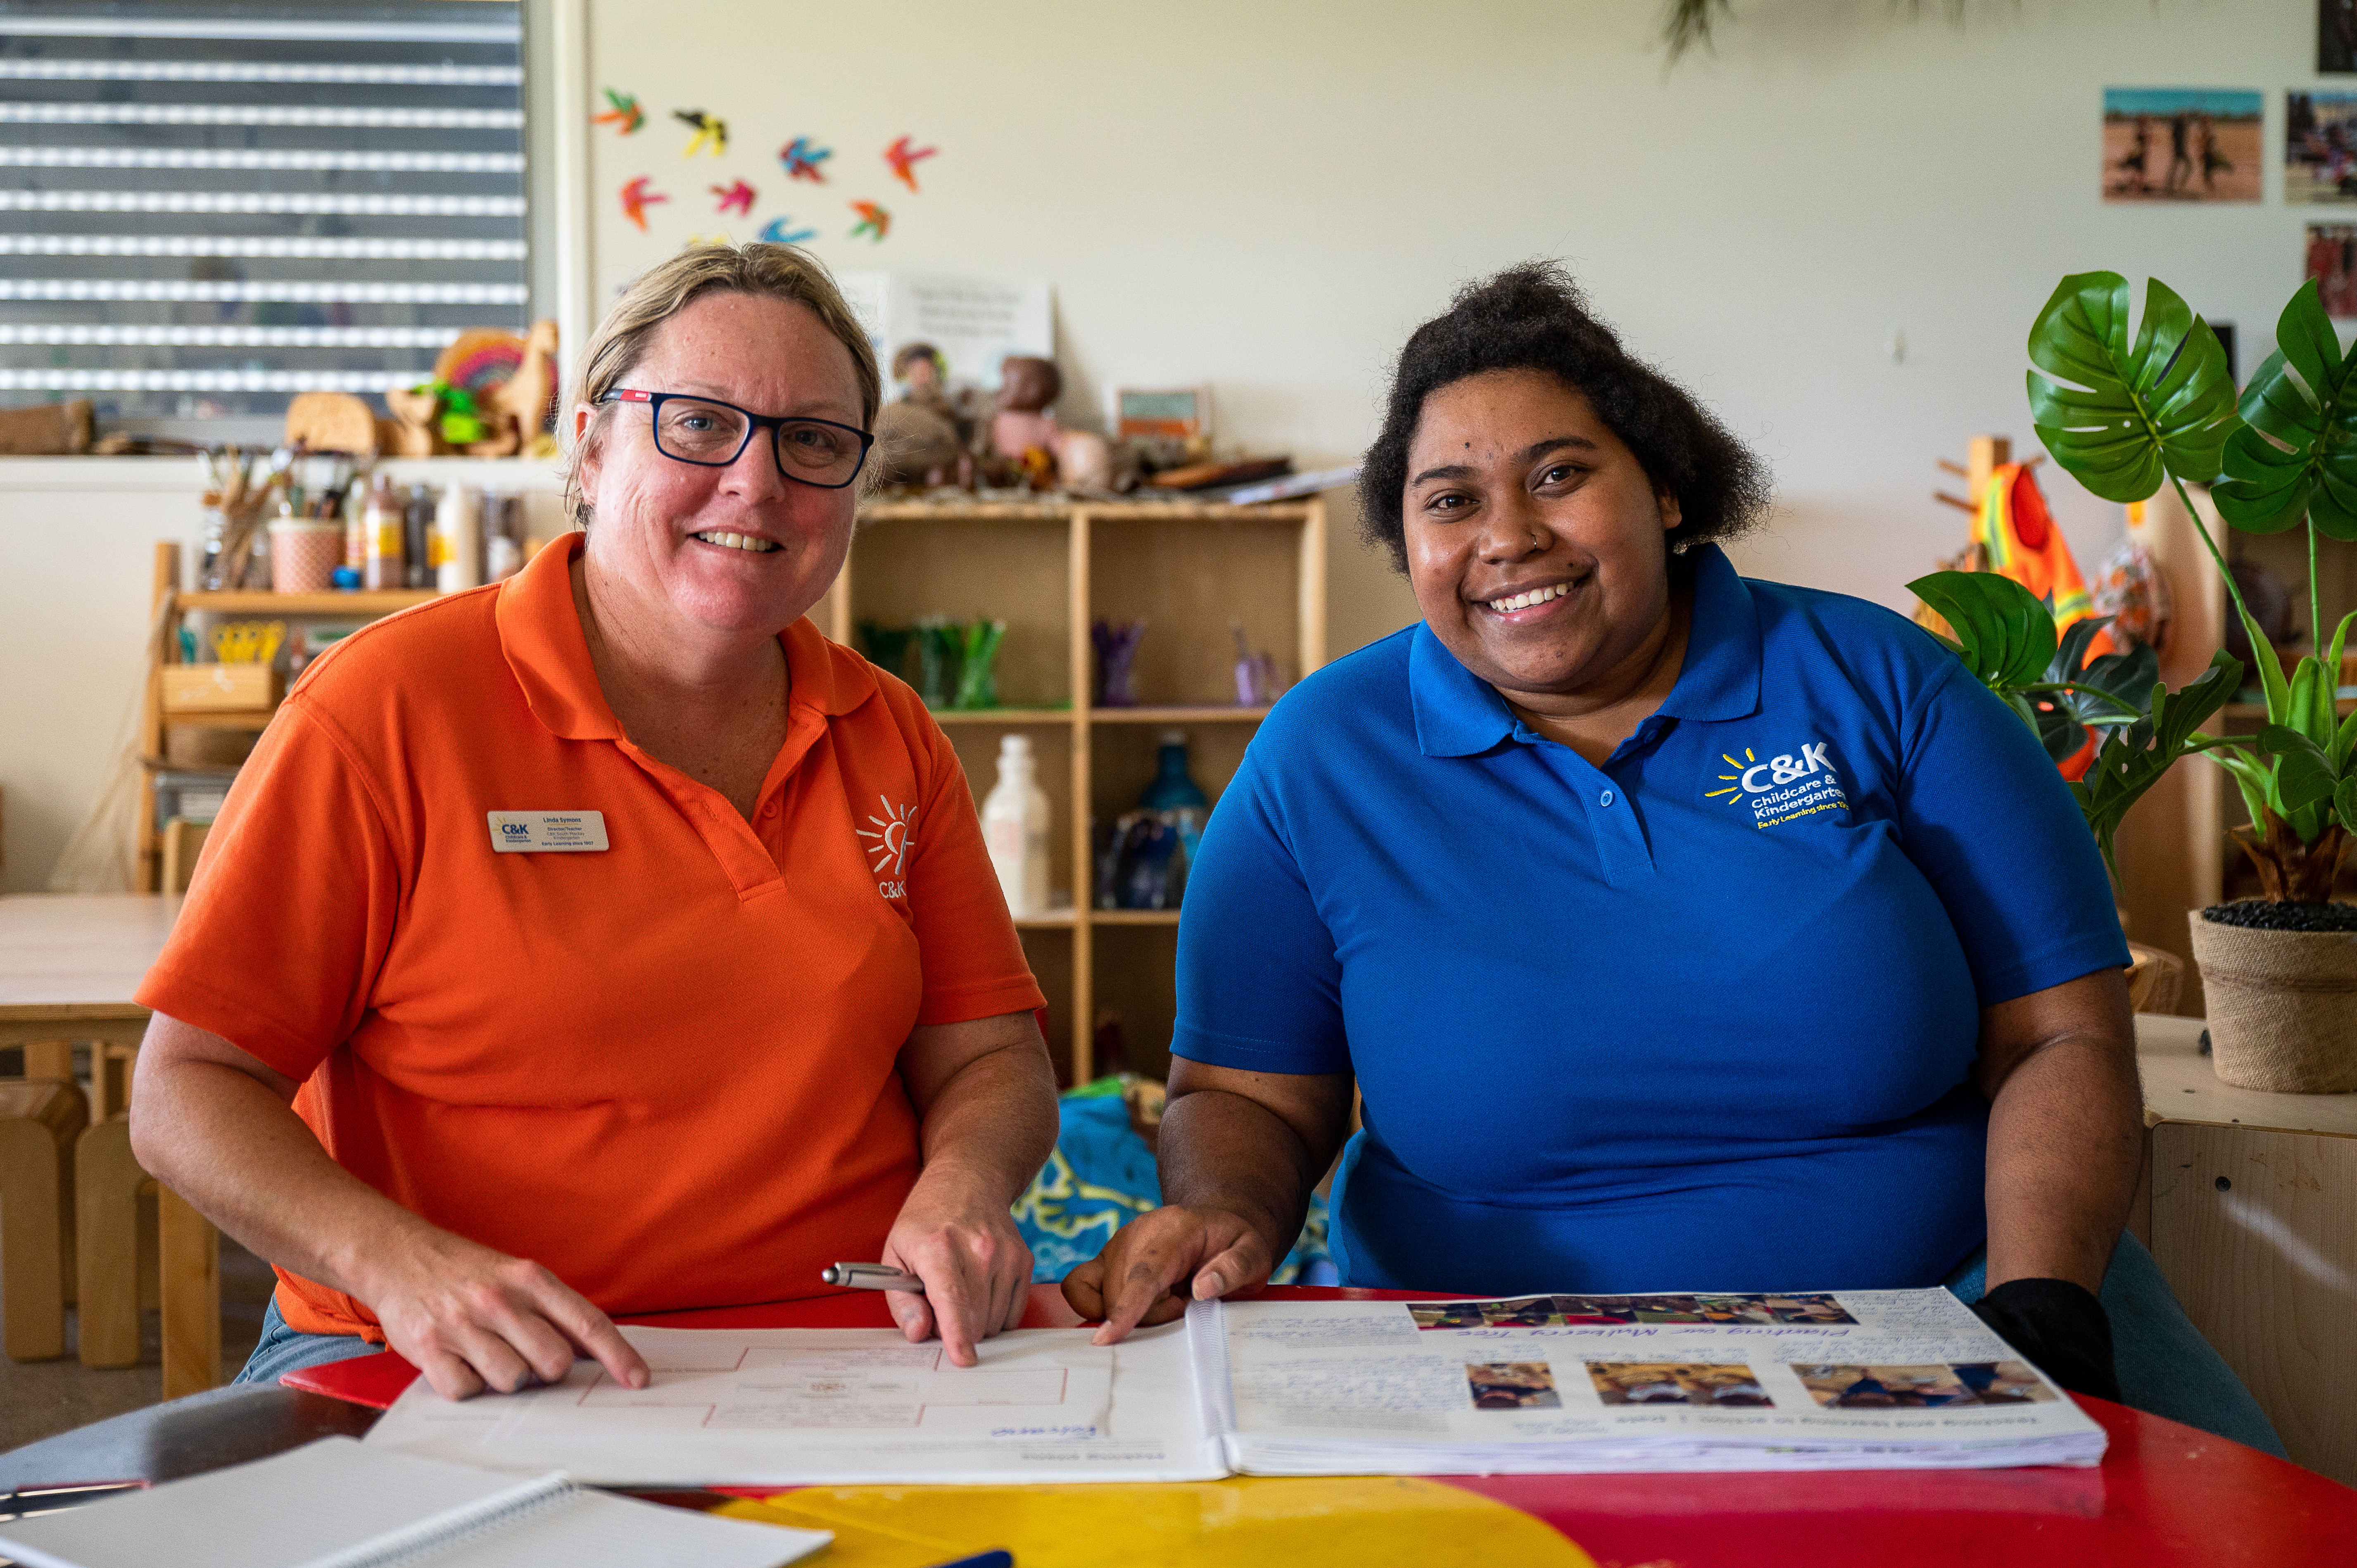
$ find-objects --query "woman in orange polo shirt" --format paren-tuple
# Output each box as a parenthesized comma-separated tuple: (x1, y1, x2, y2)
(130, 244, 1059, 1399)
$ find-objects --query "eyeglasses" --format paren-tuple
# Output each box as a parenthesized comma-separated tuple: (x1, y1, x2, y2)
(599, 389, 874, 489)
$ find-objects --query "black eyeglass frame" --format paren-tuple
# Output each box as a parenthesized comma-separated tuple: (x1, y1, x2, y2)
(599, 387, 875, 489)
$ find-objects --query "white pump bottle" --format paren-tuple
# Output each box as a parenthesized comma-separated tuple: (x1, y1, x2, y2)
(981, 733, 1052, 917)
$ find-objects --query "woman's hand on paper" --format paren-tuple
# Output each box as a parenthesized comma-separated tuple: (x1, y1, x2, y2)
(1062, 1205, 1274, 1345)
(363, 1227, 652, 1401)
(880, 1165, 1037, 1367)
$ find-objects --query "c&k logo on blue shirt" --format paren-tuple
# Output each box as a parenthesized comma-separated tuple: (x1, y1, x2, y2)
(1705, 741, 1850, 830)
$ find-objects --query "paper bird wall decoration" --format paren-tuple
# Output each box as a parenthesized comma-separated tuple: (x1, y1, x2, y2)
(673, 109, 727, 157)
(884, 135, 938, 193)
(759, 216, 817, 245)
(620, 176, 668, 232)
(779, 137, 832, 182)
(593, 88, 643, 135)
(710, 179, 756, 217)
(848, 200, 891, 242)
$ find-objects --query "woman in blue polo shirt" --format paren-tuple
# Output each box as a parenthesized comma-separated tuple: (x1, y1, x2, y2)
(1067, 264, 2279, 1452)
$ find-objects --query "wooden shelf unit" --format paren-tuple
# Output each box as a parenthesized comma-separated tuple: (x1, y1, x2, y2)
(830, 497, 1328, 1083)
(138, 495, 1331, 1078)
(138, 542, 448, 891)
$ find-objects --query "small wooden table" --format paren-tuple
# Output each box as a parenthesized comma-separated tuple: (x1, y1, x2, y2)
(0, 893, 219, 1396)
(2134, 1013, 2357, 1489)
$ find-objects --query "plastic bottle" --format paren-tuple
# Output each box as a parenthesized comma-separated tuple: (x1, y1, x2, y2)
(361, 475, 404, 589)
(197, 490, 226, 590)
(434, 483, 482, 593)
(483, 494, 524, 582)
(346, 483, 370, 575)
(403, 484, 434, 589)
(982, 733, 1053, 917)
(1140, 727, 1209, 860)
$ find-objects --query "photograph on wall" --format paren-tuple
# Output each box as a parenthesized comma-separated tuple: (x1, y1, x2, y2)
(2327, 0, 2357, 74)
(2287, 92, 2357, 201)
(2307, 225, 2357, 318)
(2102, 89, 2262, 203)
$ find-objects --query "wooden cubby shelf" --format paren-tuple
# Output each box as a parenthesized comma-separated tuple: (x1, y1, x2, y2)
(833, 495, 1328, 1082)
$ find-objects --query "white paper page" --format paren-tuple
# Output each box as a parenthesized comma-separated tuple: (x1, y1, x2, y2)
(1212, 1290, 2107, 1472)
(368, 1323, 1223, 1486)
(0, 1437, 819, 1568)
(429, 1488, 826, 1568)
(0, 1438, 538, 1568)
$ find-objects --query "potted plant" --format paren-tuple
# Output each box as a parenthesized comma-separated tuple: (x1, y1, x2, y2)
(2011, 272, 2355, 1091)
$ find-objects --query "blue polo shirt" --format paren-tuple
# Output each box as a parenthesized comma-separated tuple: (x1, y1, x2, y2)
(1172, 544, 2127, 1296)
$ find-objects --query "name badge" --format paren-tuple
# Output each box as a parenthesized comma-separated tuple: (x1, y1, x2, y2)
(487, 811, 610, 853)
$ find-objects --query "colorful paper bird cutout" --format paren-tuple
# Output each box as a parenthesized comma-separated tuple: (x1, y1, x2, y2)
(884, 135, 938, 193)
(593, 87, 643, 135)
(779, 136, 832, 182)
(619, 176, 668, 232)
(848, 200, 891, 242)
(759, 215, 817, 245)
(710, 179, 756, 218)
(673, 109, 726, 158)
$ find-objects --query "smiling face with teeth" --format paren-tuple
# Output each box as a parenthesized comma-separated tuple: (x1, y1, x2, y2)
(574, 290, 863, 644)
(1403, 368, 1688, 746)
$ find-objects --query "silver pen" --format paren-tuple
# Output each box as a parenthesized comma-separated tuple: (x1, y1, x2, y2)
(822, 1261, 927, 1295)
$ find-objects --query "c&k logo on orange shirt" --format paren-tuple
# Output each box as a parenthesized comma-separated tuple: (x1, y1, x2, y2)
(857, 795, 915, 900)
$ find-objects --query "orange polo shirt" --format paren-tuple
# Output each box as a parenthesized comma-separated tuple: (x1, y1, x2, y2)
(137, 533, 1043, 1340)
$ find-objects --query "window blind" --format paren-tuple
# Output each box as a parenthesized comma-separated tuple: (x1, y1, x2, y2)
(0, 1, 527, 427)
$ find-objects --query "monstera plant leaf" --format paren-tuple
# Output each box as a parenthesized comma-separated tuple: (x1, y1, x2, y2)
(2027, 273, 2239, 504)
(2033, 615, 2158, 764)
(2071, 649, 2243, 879)
(2213, 281, 2357, 542)
(1908, 570, 2057, 730)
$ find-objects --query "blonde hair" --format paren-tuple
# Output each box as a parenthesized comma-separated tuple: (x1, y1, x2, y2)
(563, 242, 881, 527)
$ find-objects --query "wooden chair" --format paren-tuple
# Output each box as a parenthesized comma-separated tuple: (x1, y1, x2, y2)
(0, 1078, 89, 1360)
(159, 817, 210, 896)
(75, 1118, 215, 1393)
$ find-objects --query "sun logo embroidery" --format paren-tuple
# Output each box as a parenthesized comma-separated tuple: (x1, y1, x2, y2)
(1704, 742, 1849, 829)
(856, 795, 915, 898)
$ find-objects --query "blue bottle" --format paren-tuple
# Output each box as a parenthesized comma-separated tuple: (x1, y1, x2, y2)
(1138, 729, 1208, 869)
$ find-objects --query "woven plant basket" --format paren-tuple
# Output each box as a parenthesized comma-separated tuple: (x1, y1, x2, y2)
(2188, 911, 2357, 1093)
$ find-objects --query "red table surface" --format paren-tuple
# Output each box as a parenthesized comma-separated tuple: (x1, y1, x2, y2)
(288, 1283, 2357, 1565)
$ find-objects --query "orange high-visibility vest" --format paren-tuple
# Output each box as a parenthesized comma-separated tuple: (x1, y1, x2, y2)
(1974, 462, 2113, 780)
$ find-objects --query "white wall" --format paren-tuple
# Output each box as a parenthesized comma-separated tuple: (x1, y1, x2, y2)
(579, 0, 2317, 652)
(0, 461, 564, 893)
(0, 0, 2325, 889)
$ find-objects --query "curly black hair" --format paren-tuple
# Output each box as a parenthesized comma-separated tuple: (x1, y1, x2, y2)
(1358, 263, 1770, 572)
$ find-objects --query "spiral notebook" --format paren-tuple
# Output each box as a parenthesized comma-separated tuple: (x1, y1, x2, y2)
(0, 1437, 826, 1568)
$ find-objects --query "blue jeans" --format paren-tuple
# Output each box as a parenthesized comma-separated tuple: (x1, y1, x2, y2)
(1945, 1233, 2286, 1458)
(233, 1296, 377, 1386)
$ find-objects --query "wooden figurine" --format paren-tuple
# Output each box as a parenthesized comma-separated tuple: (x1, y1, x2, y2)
(283, 391, 379, 454)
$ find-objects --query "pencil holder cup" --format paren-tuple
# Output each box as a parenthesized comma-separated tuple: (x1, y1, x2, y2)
(914, 617, 963, 708)
(857, 620, 915, 683)
(269, 522, 343, 594)
(954, 619, 1006, 709)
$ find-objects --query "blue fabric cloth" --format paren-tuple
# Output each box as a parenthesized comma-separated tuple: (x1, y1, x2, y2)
(233, 1297, 375, 1386)
(1945, 1234, 2287, 1457)
(1012, 1087, 1331, 1284)
(1174, 545, 2130, 1296)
